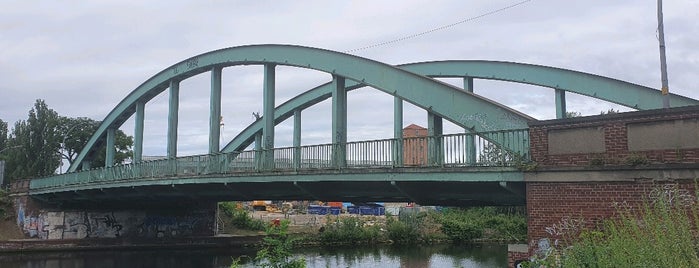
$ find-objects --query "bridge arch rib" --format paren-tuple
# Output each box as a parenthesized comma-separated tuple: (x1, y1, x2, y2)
(221, 60, 699, 153)
(68, 45, 533, 172)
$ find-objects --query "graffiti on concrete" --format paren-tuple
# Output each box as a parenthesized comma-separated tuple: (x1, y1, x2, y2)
(136, 215, 201, 238)
(62, 212, 127, 239)
(15, 199, 50, 239)
(14, 203, 214, 240)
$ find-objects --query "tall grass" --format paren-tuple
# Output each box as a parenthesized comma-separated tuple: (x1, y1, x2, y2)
(438, 207, 527, 243)
(534, 184, 699, 267)
(319, 216, 382, 245)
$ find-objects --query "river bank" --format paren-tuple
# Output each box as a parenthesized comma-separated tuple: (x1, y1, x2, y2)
(0, 235, 263, 253)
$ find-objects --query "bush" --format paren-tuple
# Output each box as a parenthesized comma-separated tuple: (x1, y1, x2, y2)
(386, 216, 420, 245)
(319, 216, 381, 245)
(435, 207, 527, 243)
(219, 202, 266, 231)
(439, 219, 482, 242)
(255, 219, 306, 268)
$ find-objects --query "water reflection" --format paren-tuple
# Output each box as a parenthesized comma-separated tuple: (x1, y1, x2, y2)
(298, 244, 506, 268)
(0, 243, 506, 268)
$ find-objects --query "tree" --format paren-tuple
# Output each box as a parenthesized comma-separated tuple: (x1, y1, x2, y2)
(4, 100, 62, 180)
(1, 100, 134, 182)
(0, 119, 7, 153)
(58, 116, 133, 169)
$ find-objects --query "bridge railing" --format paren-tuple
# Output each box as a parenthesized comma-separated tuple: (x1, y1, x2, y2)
(30, 129, 528, 190)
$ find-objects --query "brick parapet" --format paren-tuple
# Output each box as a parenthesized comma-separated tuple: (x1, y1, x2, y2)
(529, 106, 699, 167)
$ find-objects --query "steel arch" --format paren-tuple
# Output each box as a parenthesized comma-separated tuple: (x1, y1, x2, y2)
(68, 45, 531, 172)
(221, 60, 699, 153)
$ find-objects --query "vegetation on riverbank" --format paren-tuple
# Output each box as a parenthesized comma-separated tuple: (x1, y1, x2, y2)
(0, 189, 10, 220)
(530, 184, 699, 267)
(219, 202, 266, 233)
(219, 204, 527, 246)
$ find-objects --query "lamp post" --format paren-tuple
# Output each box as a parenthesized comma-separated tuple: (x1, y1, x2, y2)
(657, 0, 670, 108)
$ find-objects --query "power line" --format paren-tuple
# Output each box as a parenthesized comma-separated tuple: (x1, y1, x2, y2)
(344, 0, 532, 53)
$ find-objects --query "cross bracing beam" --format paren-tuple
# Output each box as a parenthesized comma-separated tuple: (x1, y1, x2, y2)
(69, 45, 534, 172)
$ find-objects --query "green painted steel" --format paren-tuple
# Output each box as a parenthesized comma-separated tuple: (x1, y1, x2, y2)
(332, 75, 347, 168)
(221, 60, 699, 154)
(427, 112, 444, 166)
(36, 129, 528, 192)
(463, 77, 477, 164)
(105, 128, 115, 167)
(393, 97, 403, 167)
(262, 64, 276, 170)
(293, 109, 301, 169)
(555, 89, 567, 119)
(167, 80, 179, 158)
(401, 61, 698, 109)
(133, 101, 145, 164)
(209, 67, 222, 154)
(68, 46, 532, 172)
(29, 169, 523, 196)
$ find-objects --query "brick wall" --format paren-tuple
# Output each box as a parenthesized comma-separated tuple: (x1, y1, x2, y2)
(526, 179, 697, 247)
(529, 106, 699, 167)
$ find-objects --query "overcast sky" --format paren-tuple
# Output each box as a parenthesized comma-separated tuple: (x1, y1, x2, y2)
(1, 0, 697, 157)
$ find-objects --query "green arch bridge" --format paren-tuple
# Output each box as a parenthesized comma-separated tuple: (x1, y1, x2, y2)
(28, 45, 698, 208)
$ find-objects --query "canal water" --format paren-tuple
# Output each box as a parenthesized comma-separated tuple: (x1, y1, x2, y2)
(0, 243, 506, 268)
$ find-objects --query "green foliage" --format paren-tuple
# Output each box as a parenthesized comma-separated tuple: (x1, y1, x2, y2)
(219, 202, 266, 231)
(599, 109, 619, 115)
(256, 219, 305, 268)
(0, 100, 134, 182)
(533, 185, 699, 267)
(565, 111, 581, 118)
(386, 212, 421, 245)
(624, 153, 649, 166)
(319, 216, 381, 245)
(57, 116, 133, 168)
(0, 119, 7, 155)
(436, 207, 527, 243)
(4, 100, 62, 180)
(0, 189, 11, 219)
(439, 215, 482, 242)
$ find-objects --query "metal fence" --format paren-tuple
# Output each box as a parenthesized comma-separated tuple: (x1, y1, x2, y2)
(30, 129, 528, 190)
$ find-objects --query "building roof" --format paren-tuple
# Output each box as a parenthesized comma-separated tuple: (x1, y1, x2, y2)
(403, 124, 426, 130)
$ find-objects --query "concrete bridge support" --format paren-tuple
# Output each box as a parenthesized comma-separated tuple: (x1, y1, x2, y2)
(9, 181, 216, 240)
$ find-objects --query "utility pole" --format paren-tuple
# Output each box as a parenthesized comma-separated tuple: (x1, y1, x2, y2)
(657, 0, 670, 108)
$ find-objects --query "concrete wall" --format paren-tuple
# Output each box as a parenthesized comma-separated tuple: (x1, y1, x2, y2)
(13, 196, 215, 240)
(627, 118, 699, 151)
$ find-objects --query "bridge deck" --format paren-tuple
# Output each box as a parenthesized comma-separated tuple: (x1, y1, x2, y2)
(30, 132, 528, 207)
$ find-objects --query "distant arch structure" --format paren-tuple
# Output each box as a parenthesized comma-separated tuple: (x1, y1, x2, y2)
(68, 45, 698, 172)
